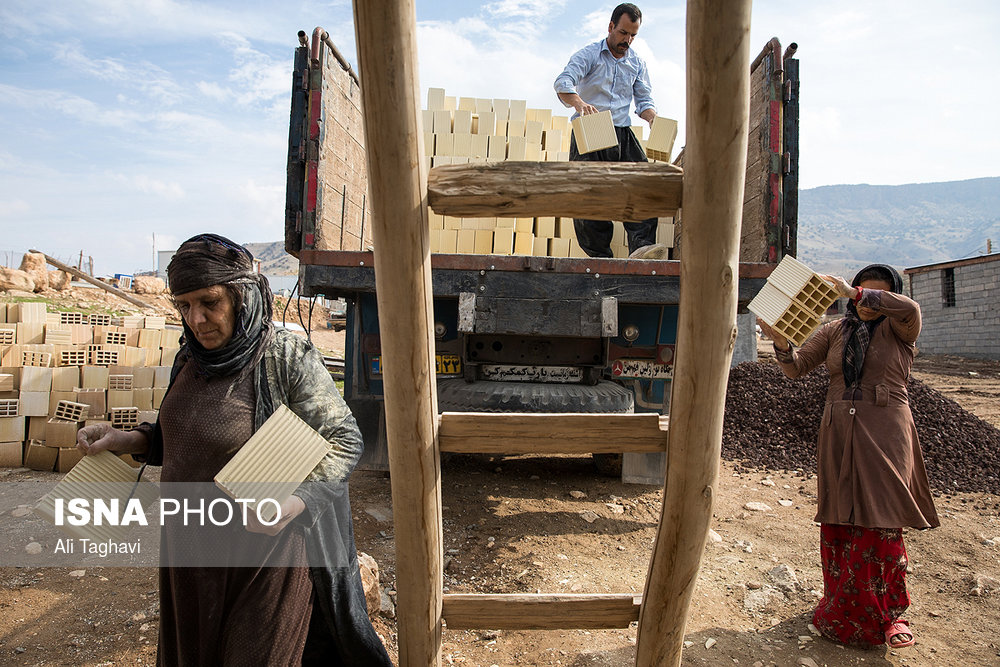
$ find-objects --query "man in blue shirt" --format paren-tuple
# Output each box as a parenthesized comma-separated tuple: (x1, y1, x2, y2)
(554, 2, 658, 258)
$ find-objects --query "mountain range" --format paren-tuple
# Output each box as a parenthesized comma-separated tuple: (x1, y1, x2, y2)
(796, 176, 1000, 277)
(246, 176, 1000, 278)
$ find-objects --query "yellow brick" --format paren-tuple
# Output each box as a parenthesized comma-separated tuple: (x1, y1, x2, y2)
(647, 116, 679, 162)
(427, 210, 443, 230)
(471, 134, 489, 157)
(458, 96, 477, 111)
(556, 217, 574, 238)
(507, 136, 527, 160)
(569, 238, 588, 257)
(532, 236, 549, 256)
(492, 98, 509, 121)
(508, 99, 527, 122)
(544, 128, 563, 152)
(439, 229, 458, 253)
(453, 133, 473, 157)
(444, 95, 456, 111)
(550, 116, 570, 132)
(631, 124, 645, 142)
(423, 131, 435, 156)
(487, 135, 506, 160)
(514, 232, 534, 255)
(474, 230, 494, 254)
(507, 120, 525, 137)
(453, 109, 473, 134)
(475, 98, 492, 114)
(514, 218, 534, 233)
(495, 218, 515, 229)
(434, 133, 455, 156)
(525, 143, 541, 161)
(525, 120, 543, 144)
(549, 237, 571, 257)
(533, 108, 552, 127)
(457, 229, 476, 254)
(429, 228, 442, 252)
(492, 228, 514, 255)
(432, 109, 452, 133)
(421, 109, 434, 133)
(534, 217, 556, 238)
(571, 110, 617, 154)
(427, 87, 446, 111)
(473, 111, 495, 135)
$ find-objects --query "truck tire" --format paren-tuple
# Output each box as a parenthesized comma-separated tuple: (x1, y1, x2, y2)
(437, 379, 632, 476)
(437, 379, 634, 414)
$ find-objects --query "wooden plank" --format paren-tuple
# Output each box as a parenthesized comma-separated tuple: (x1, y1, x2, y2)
(442, 593, 642, 630)
(30, 250, 155, 311)
(437, 412, 668, 454)
(427, 161, 682, 221)
(636, 2, 753, 666)
(351, 1, 444, 665)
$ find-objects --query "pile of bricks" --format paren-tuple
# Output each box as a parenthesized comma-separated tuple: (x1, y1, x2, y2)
(0, 302, 175, 473)
(423, 87, 675, 258)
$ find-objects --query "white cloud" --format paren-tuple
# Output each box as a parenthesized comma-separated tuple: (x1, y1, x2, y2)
(54, 42, 186, 106)
(111, 173, 186, 199)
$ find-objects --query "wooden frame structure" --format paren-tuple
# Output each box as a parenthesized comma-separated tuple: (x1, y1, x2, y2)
(352, 0, 751, 664)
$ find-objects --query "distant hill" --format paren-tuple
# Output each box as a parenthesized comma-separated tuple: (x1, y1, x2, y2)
(243, 242, 297, 276)
(796, 176, 1000, 277)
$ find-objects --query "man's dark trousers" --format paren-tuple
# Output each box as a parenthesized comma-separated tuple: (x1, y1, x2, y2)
(570, 125, 658, 258)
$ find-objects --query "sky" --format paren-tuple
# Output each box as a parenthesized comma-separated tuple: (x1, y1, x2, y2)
(1, 0, 999, 275)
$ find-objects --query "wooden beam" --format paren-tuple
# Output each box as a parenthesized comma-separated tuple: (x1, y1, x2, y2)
(427, 162, 682, 221)
(636, 3, 753, 666)
(31, 250, 156, 311)
(442, 593, 642, 630)
(437, 412, 668, 454)
(351, 1, 443, 665)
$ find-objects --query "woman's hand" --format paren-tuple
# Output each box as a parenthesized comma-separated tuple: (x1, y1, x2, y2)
(77, 423, 147, 456)
(244, 495, 306, 536)
(822, 274, 858, 299)
(756, 318, 790, 351)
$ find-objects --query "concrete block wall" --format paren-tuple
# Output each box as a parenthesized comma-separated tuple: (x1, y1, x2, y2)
(908, 255, 1000, 360)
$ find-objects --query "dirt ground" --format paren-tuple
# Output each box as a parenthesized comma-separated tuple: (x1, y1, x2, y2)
(1, 319, 999, 665)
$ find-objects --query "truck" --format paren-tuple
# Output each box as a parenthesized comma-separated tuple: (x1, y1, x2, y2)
(284, 28, 799, 483)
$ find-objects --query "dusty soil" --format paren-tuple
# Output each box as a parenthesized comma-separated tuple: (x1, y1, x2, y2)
(1, 321, 998, 665)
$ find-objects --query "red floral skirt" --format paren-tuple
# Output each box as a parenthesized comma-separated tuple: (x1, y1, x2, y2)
(812, 524, 910, 646)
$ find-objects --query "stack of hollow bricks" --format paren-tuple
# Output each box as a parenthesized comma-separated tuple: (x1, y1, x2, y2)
(423, 88, 676, 259)
(0, 302, 176, 472)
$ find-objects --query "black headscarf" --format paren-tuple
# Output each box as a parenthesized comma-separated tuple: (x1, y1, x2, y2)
(167, 233, 274, 381)
(840, 264, 903, 388)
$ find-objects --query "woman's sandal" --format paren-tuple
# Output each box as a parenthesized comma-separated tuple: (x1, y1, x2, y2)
(885, 621, 915, 647)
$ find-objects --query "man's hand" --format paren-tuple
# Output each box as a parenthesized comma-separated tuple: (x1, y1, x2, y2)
(245, 495, 307, 536)
(557, 92, 598, 116)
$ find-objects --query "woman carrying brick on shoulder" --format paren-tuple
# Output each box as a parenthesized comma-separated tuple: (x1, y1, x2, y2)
(757, 264, 939, 649)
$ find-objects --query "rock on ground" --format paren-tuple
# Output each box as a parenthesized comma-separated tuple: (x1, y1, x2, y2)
(133, 275, 166, 294)
(48, 270, 71, 291)
(357, 550, 381, 618)
(0, 266, 35, 292)
(18, 252, 48, 292)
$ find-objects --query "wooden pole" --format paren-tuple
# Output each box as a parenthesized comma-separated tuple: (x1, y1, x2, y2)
(635, 2, 752, 665)
(30, 249, 157, 311)
(350, 2, 443, 666)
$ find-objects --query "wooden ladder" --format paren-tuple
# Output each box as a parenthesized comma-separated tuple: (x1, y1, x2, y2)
(351, 1, 752, 665)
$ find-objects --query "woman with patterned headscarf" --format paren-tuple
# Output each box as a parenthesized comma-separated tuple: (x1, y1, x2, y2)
(757, 264, 938, 650)
(77, 234, 392, 666)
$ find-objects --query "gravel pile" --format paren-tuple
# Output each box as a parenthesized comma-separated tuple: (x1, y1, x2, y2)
(722, 361, 1000, 495)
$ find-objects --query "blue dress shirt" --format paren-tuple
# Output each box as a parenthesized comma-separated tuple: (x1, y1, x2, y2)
(554, 38, 656, 127)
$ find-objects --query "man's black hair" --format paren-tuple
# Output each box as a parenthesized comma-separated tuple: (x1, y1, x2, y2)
(611, 3, 641, 26)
